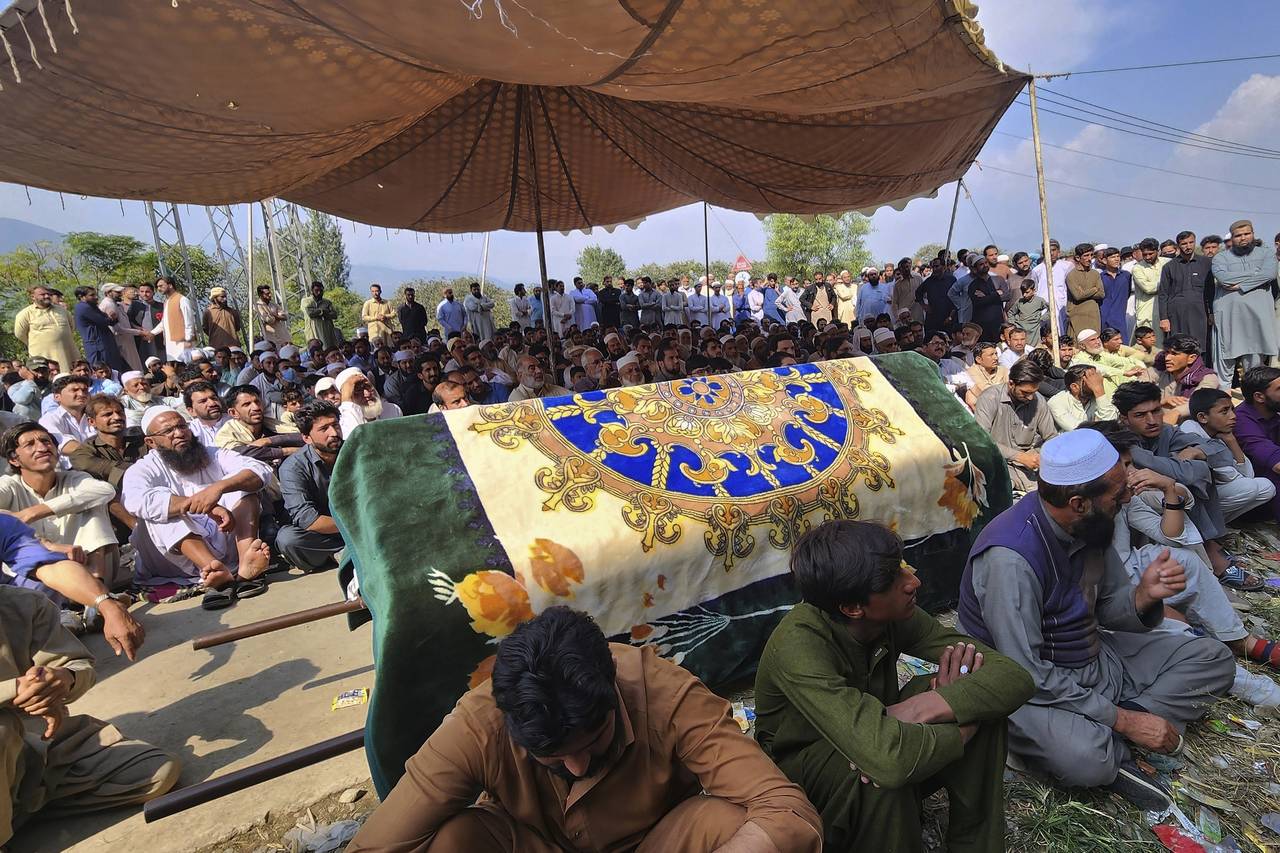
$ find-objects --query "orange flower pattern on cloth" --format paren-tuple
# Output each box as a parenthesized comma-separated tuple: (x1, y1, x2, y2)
(938, 461, 980, 527)
(455, 570, 534, 637)
(528, 538, 585, 598)
(468, 655, 497, 689)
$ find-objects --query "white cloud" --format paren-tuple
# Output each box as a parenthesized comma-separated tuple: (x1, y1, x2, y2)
(974, 0, 1121, 74)
(1169, 73, 1280, 168)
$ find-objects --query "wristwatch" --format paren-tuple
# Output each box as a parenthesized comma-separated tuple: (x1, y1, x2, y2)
(91, 592, 115, 608)
(1161, 497, 1188, 511)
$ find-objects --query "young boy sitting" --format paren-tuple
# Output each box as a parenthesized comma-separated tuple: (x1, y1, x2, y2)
(754, 520, 1034, 852)
(1179, 388, 1276, 522)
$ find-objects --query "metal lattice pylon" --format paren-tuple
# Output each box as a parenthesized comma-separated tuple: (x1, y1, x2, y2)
(205, 205, 251, 315)
(144, 201, 196, 300)
(260, 198, 314, 320)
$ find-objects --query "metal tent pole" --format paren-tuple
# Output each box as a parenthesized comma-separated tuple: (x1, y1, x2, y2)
(703, 202, 713, 328)
(246, 204, 254, 346)
(523, 86, 556, 367)
(943, 180, 962, 262)
(1028, 78, 1061, 348)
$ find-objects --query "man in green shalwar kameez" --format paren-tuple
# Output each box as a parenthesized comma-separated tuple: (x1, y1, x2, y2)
(755, 521, 1034, 852)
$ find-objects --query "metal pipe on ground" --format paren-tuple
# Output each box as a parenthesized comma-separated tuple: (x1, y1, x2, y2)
(143, 728, 366, 822)
(191, 598, 367, 651)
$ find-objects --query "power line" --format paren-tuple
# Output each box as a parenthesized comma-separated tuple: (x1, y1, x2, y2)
(959, 180, 996, 245)
(974, 161, 1280, 217)
(1037, 88, 1280, 157)
(1037, 52, 1280, 79)
(1011, 99, 1280, 160)
(989, 130, 1280, 192)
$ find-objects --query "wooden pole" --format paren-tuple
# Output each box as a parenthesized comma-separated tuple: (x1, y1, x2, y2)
(703, 202, 713, 327)
(479, 232, 490, 295)
(523, 86, 556, 367)
(246, 203, 254, 347)
(191, 598, 367, 651)
(1028, 77, 1061, 348)
(943, 180, 962, 262)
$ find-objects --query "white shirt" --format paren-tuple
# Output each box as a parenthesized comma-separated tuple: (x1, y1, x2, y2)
(121, 446, 274, 523)
(747, 289, 765, 321)
(149, 293, 197, 343)
(998, 347, 1028, 370)
(189, 414, 232, 448)
(338, 400, 403, 437)
(39, 406, 95, 451)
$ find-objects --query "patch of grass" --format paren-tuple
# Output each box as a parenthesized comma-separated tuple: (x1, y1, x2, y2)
(1004, 777, 1162, 852)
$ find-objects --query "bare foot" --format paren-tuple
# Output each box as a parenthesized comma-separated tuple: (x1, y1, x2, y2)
(237, 540, 272, 581)
(202, 567, 234, 589)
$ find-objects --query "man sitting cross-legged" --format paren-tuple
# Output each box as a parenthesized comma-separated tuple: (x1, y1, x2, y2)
(121, 408, 272, 603)
(0, 423, 125, 592)
(754, 520, 1034, 853)
(348, 606, 822, 853)
(277, 401, 346, 574)
(959, 429, 1235, 810)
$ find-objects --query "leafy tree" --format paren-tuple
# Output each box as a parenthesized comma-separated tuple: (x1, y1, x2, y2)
(64, 232, 146, 283)
(304, 211, 352, 290)
(626, 258, 733, 284)
(389, 278, 514, 331)
(576, 245, 627, 284)
(762, 213, 873, 279)
(913, 243, 946, 265)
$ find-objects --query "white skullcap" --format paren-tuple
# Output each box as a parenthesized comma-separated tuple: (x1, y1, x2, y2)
(1039, 430, 1119, 486)
(258, 349, 279, 361)
(616, 352, 640, 371)
(1094, 243, 1109, 251)
(279, 344, 300, 359)
(1076, 328, 1099, 343)
(872, 327, 896, 344)
(52, 372, 70, 382)
(140, 406, 179, 435)
(324, 362, 344, 376)
(604, 332, 621, 344)
(229, 346, 244, 354)
(189, 349, 208, 362)
(202, 347, 216, 357)
(996, 254, 1010, 263)
(120, 371, 144, 385)
(144, 356, 161, 366)
(102, 282, 124, 293)
(335, 367, 366, 390)
(355, 327, 368, 336)
(315, 377, 337, 394)
(720, 334, 735, 343)
(393, 349, 414, 362)
(252, 341, 272, 353)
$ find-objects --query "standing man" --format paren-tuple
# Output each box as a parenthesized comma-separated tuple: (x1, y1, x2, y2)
(1065, 243, 1105, 338)
(637, 278, 662, 328)
(1131, 238, 1168, 344)
(856, 269, 892, 329)
(300, 281, 341, 349)
(891, 258, 924, 324)
(572, 278, 600, 330)
(464, 282, 496, 341)
(1212, 220, 1277, 378)
(1158, 230, 1214, 354)
(435, 287, 466, 338)
(149, 276, 197, 362)
(361, 284, 397, 348)
(506, 284, 533, 331)
(201, 287, 244, 350)
(397, 287, 428, 343)
(709, 281, 731, 330)
(596, 276, 621, 329)
(1030, 240, 1075, 335)
(15, 285, 79, 377)
(966, 256, 1006, 342)
(253, 285, 291, 350)
(72, 287, 126, 374)
(130, 282, 161, 362)
(1098, 247, 1132, 339)
(685, 279, 709, 327)
(832, 271, 857, 326)
(619, 279, 641, 329)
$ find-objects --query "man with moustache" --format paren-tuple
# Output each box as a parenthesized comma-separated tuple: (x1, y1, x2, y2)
(1212, 220, 1277, 377)
(277, 401, 346, 574)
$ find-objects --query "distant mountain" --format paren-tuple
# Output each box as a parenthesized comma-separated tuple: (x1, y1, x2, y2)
(349, 263, 511, 295)
(0, 217, 63, 253)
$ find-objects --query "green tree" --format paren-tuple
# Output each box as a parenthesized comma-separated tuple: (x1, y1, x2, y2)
(913, 243, 946, 265)
(389, 278, 514, 331)
(64, 232, 147, 283)
(576, 245, 627, 284)
(304, 211, 352, 290)
(762, 213, 873, 279)
(626, 258, 734, 284)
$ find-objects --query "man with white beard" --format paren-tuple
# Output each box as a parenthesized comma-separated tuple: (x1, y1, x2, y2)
(507, 355, 570, 402)
(616, 352, 646, 387)
(336, 367, 402, 437)
(120, 371, 182, 430)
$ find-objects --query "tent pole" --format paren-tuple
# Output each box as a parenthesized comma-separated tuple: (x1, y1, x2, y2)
(703, 202, 712, 328)
(943, 180, 962, 261)
(479, 232, 490, 295)
(1028, 77, 1060, 348)
(246, 203, 254, 347)
(522, 85, 556, 367)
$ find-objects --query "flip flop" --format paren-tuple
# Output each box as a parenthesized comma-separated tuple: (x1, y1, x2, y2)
(232, 577, 269, 599)
(201, 588, 235, 611)
(1220, 562, 1265, 592)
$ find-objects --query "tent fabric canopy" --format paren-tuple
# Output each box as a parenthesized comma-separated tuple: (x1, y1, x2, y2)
(0, 0, 1025, 232)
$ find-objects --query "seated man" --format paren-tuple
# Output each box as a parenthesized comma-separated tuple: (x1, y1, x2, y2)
(348, 606, 822, 853)
(68, 395, 146, 541)
(1154, 335, 1218, 423)
(183, 380, 231, 448)
(1071, 329, 1148, 394)
(1048, 364, 1117, 432)
(1232, 365, 1280, 524)
(430, 380, 471, 412)
(119, 371, 181, 430)
(1086, 422, 1280, 701)
(1180, 388, 1275, 523)
(215, 385, 303, 467)
(277, 401, 345, 574)
(755, 521, 1034, 852)
(959, 430, 1235, 810)
(336, 367, 402, 436)
(973, 359, 1058, 493)
(121, 408, 272, 598)
(37, 374, 94, 456)
(506, 354, 570, 403)
(1113, 381, 1244, 589)
(0, 585, 178, 846)
(0, 423, 124, 594)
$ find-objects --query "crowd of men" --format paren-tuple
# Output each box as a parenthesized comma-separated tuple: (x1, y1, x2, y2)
(5, 217, 1280, 848)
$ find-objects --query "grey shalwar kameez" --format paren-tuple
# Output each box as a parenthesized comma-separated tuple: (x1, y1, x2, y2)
(1211, 243, 1277, 370)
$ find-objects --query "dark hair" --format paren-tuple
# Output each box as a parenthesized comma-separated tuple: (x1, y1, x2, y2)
(1025, 347, 1054, 372)
(86, 393, 124, 418)
(183, 379, 220, 408)
(1, 422, 54, 470)
(1011, 251, 1029, 264)
(52, 374, 90, 395)
(1134, 325, 1154, 338)
(1064, 363, 1095, 390)
(1007, 327, 1027, 339)
(1164, 334, 1199, 356)
(178, 365, 206, 387)
(1073, 242, 1094, 257)
(294, 400, 339, 436)
(789, 520, 903, 619)
(1200, 235, 1222, 248)
(821, 337, 850, 358)
(1111, 380, 1161, 415)
(975, 342, 998, 358)
(1057, 334, 1074, 347)
(1099, 327, 1124, 344)
(1159, 239, 1176, 250)
(1008, 360, 1044, 386)
(1139, 237, 1159, 252)
(73, 285, 96, 301)
(1101, 246, 1120, 258)
(1241, 366, 1280, 404)
(1189, 387, 1231, 420)
(1176, 230, 1195, 243)
(490, 606, 617, 755)
(223, 384, 260, 410)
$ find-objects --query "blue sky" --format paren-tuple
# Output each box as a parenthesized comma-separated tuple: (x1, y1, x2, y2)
(3, 0, 1280, 282)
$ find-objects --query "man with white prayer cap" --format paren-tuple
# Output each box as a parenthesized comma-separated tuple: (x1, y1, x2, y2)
(958, 429, 1234, 811)
(615, 352, 645, 387)
(119, 370, 179, 429)
(121, 407, 274, 600)
(278, 344, 300, 362)
(870, 326, 898, 354)
(381, 349, 419, 406)
(335, 367, 402, 437)
(314, 376, 341, 404)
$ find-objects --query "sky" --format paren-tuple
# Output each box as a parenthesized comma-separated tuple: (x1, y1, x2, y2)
(3, 0, 1280, 285)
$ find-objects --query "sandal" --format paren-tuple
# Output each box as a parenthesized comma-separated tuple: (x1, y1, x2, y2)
(232, 577, 269, 599)
(201, 588, 235, 611)
(1220, 562, 1265, 592)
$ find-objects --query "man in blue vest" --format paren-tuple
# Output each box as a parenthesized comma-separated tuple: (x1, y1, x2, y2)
(958, 429, 1234, 811)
